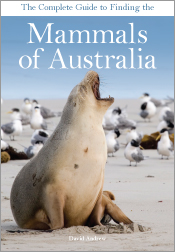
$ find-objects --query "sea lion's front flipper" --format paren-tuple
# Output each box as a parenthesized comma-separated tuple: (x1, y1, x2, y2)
(43, 186, 65, 230)
(103, 193, 133, 224)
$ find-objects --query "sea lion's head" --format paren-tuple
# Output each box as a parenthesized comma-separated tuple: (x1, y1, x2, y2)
(61, 71, 114, 126)
(80, 71, 114, 108)
(70, 71, 114, 113)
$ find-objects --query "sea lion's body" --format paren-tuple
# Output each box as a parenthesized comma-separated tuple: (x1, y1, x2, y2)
(10, 71, 132, 230)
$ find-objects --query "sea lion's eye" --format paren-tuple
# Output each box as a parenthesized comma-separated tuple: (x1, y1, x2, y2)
(97, 76, 99, 82)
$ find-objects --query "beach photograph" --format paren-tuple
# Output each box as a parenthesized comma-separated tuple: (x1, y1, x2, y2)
(1, 12, 174, 252)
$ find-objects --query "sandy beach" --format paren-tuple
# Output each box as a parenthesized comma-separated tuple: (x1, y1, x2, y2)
(1, 98, 174, 251)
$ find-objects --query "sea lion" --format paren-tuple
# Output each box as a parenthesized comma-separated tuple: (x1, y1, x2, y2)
(10, 71, 132, 230)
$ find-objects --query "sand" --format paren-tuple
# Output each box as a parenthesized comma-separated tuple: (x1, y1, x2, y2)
(1, 98, 174, 251)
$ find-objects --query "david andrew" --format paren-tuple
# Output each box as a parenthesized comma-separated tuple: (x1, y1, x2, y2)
(69, 236, 106, 241)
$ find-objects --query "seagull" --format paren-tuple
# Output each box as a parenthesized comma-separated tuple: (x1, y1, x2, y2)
(103, 107, 121, 127)
(1, 119, 23, 140)
(156, 128, 174, 159)
(159, 107, 173, 122)
(112, 107, 136, 130)
(140, 93, 172, 107)
(21, 98, 32, 115)
(115, 117, 137, 130)
(32, 99, 61, 119)
(1, 139, 9, 150)
(103, 106, 128, 126)
(30, 106, 47, 130)
(126, 127, 143, 144)
(31, 129, 49, 145)
(24, 141, 44, 159)
(124, 139, 145, 166)
(103, 107, 136, 130)
(140, 101, 157, 121)
(109, 107, 122, 125)
(105, 129, 120, 157)
(157, 120, 174, 135)
(8, 108, 30, 125)
(163, 110, 174, 123)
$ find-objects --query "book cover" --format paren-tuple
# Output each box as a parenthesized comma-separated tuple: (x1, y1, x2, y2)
(1, 1, 174, 251)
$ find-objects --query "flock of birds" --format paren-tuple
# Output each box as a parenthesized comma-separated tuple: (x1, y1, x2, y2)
(1, 93, 174, 165)
(1, 98, 58, 159)
(103, 93, 174, 166)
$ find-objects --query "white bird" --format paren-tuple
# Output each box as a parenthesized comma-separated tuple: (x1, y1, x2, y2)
(1, 119, 23, 140)
(109, 108, 122, 126)
(159, 106, 172, 121)
(159, 107, 174, 125)
(32, 99, 61, 119)
(1, 139, 9, 150)
(103, 107, 128, 125)
(24, 141, 44, 159)
(124, 139, 145, 166)
(30, 106, 47, 130)
(126, 127, 143, 144)
(157, 120, 174, 134)
(140, 93, 171, 107)
(103, 107, 121, 127)
(140, 101, 157, 121)
(115, 117, 136, 130)
(32, 99, 38, 109)
(163, 112, 174, 124)
(157, 128, 174, 159)
(8, 108, 21, 121)
(8, 108, 30, 125)
(112, 107, 136, 130)
(103, 107, 136, 130)
(105, 129, 120, 156)
(140, 93, 151, 104)
(21, 98, 32, 115)
(31, 129, 49, 145)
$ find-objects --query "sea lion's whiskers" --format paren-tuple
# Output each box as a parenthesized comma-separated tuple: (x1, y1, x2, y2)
(98, 73, 105, 80)
(100, 80, 107, 84)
